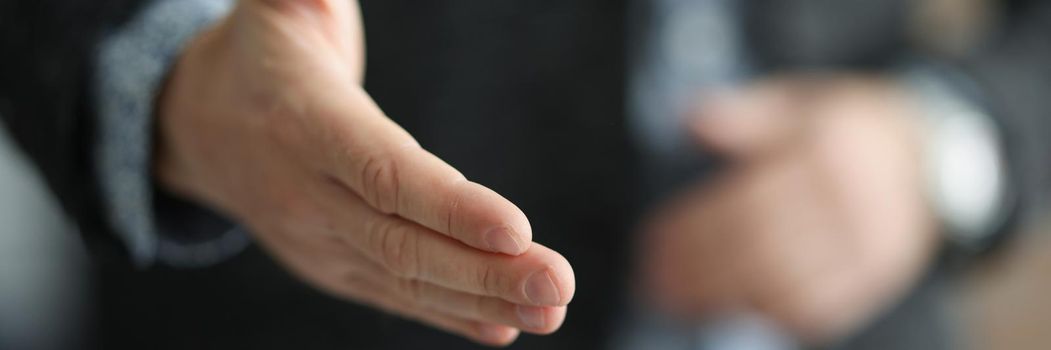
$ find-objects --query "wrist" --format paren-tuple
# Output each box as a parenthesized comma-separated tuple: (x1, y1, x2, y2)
(154, 22, 231, 206)
(94, 0, 238, 266)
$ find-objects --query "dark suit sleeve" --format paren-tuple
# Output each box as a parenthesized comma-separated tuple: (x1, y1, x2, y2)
(0, 0, 245, 266)
(963, 1, 1051, 239)
(0, 0, 148, 261)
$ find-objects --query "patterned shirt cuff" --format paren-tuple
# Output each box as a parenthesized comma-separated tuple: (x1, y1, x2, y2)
(93, 0, 244, 267)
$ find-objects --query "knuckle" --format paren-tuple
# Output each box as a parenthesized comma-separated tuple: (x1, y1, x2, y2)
(470, 294, 488, 320)
(359, 153, 400, 214)
(442, 178, 468, 236)
(477, 263, 503, 297)
(371, 220, 420, 278)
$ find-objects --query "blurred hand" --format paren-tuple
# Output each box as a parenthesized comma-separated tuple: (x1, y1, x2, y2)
(155, 0, 573, 345)
(642, 76, 939, 344)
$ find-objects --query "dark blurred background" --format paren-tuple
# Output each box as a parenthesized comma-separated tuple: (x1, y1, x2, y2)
(2, 0, 1050, 349)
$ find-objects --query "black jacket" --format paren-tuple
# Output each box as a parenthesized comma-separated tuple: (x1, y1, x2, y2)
(1, 0, 1049, 349)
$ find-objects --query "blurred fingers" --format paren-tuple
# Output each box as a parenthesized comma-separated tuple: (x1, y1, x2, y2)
(339, 266, 522, 346)
(690, 83, 804, 159)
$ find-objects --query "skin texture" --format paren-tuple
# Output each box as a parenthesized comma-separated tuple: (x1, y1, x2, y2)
(154, 0, 574, 346)
(641, 76, 940, 345)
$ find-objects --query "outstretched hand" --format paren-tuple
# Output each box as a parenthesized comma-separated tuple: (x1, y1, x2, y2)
(155, 0, 574, 345)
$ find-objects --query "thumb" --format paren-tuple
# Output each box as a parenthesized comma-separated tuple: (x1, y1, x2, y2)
(690, 84, 802, 158)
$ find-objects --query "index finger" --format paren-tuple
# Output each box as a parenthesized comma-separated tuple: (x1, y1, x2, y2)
(309, 87, 532, 255)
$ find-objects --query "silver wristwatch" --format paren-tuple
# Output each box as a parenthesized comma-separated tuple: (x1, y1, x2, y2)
(906, 68, 1011, 251)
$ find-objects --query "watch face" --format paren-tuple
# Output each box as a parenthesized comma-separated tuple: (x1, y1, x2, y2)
(915, 73, 1006, 246)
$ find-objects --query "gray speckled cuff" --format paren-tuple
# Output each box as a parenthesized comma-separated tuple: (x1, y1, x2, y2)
(94, 0, 245, 267)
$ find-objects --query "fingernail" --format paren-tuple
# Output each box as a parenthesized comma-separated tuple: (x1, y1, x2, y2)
(525, 269, 561, 306)
(485, 227, 521, 255)
(516, 305, 546, 329)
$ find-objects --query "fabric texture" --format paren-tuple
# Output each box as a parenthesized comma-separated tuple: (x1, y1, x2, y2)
(94, 0, 246, 267)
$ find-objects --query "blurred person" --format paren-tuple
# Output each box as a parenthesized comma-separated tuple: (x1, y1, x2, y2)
(625, 1, 1049, 349)
(0, 1, 1048, 350)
